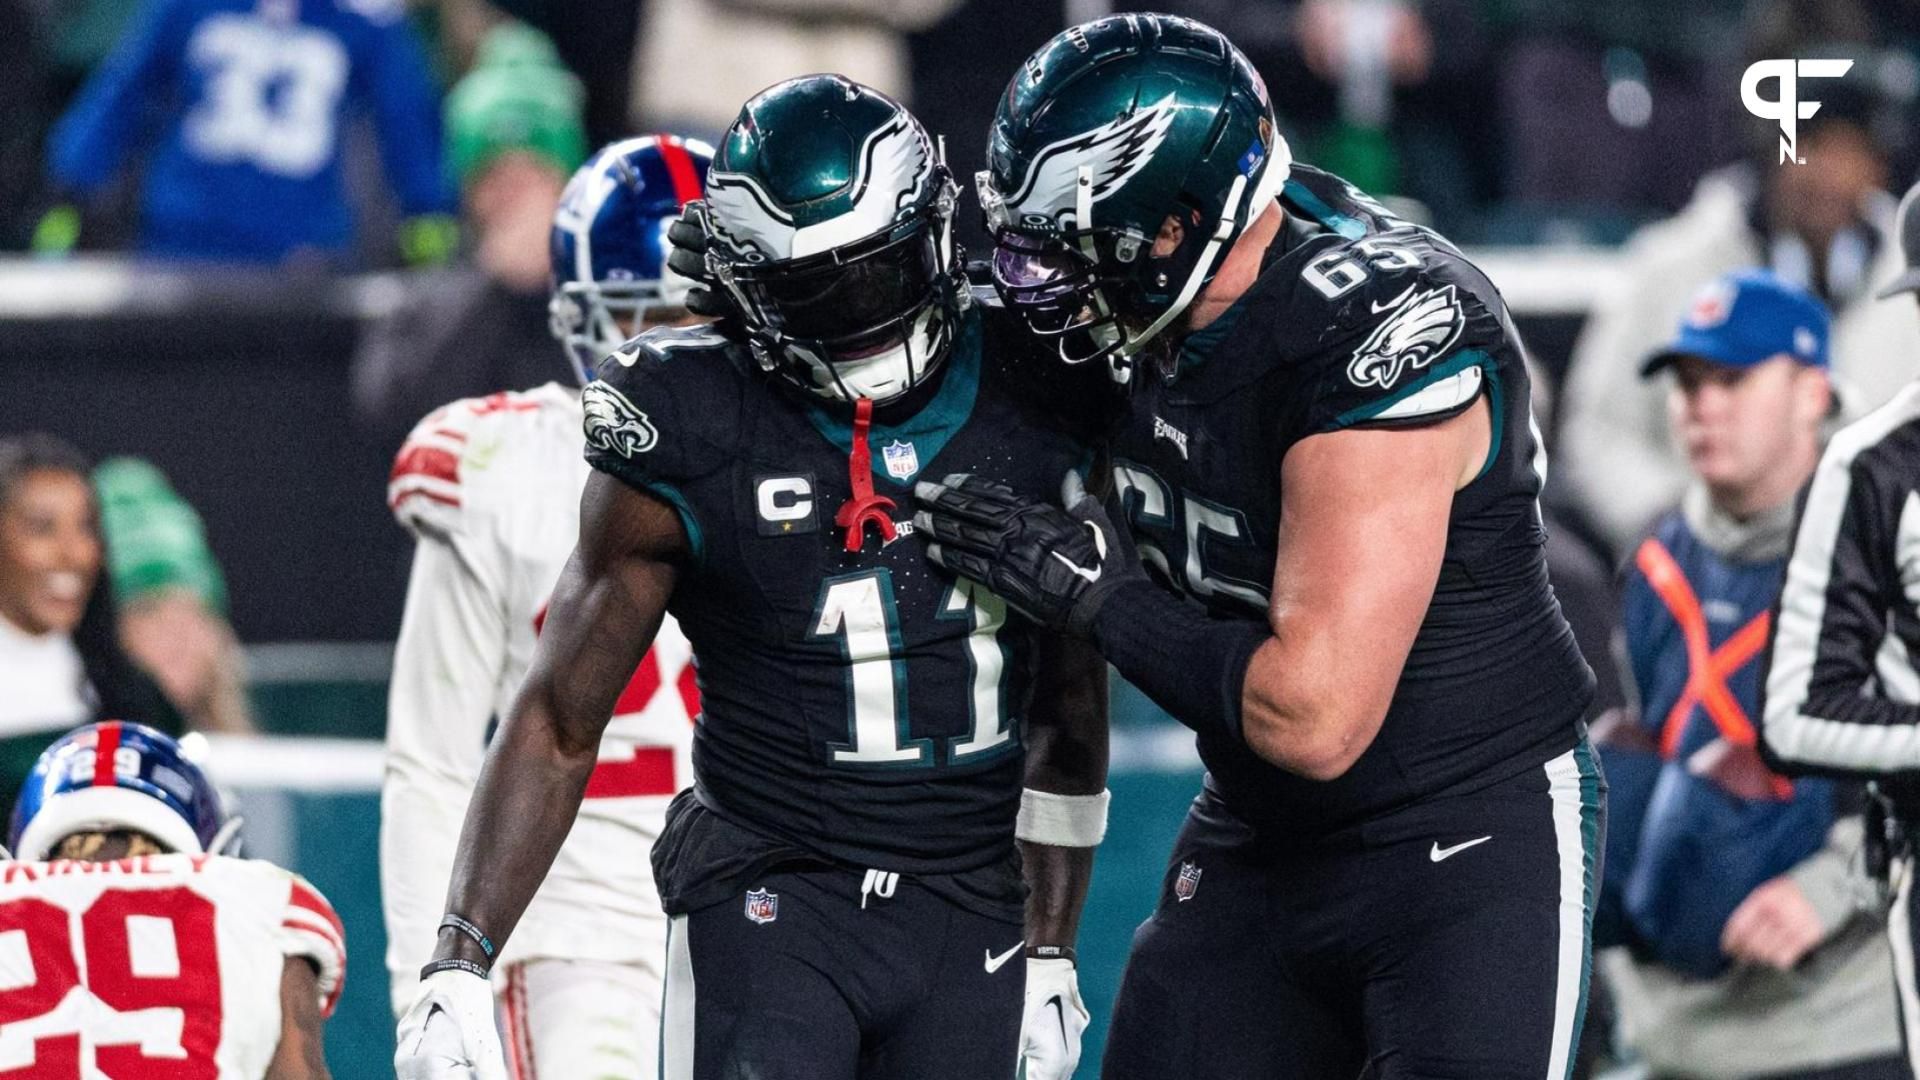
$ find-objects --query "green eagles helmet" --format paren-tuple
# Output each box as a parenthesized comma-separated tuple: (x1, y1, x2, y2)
(703, 75, 966, 404)
(980, 13, 1287, 383)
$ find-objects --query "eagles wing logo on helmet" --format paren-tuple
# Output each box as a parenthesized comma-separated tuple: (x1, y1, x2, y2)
(1001, 94, 1179, 222)
(582, 382, 659, 457)
(1347, 284, 1466, 390)
(707, 113, 932, 261)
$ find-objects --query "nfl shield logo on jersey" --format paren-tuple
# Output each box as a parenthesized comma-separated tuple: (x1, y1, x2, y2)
(744, 888, 779, 924)
(881, 440, 919, 480)
(1175, 861, 1202, 902)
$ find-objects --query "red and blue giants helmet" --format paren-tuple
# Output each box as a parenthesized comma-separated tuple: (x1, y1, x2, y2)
(9, 721, 237, 860)
(548, 134, 714, 383)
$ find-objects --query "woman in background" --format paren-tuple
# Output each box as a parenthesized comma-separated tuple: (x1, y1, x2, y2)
(0, 434, 181, 808)
(97, 457, 253, 734)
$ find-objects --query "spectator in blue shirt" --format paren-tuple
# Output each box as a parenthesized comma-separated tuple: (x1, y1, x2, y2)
(45, 0, 454, 264)
(1597, 270, 1905, 1079)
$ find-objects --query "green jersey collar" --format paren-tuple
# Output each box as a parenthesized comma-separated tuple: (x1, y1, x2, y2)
(803, 312, 983, 489)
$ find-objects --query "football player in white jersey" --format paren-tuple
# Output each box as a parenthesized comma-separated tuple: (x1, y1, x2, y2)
(0, 720, 345, 1079)
(383, 134, 711, 1080)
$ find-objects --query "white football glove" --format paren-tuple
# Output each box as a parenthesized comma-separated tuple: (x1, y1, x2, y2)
(1020, 956, 1089, 1080)
(395, 968, 507, 1080)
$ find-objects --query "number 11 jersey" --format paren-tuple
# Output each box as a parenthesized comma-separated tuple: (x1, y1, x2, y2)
(583, 313, 1088, 915)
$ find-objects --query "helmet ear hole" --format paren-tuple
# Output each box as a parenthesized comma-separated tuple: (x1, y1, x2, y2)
(1151, 215, 1184, 259)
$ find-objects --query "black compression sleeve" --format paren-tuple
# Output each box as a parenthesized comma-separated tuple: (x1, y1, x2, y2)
(1087, 579, 1269, 745)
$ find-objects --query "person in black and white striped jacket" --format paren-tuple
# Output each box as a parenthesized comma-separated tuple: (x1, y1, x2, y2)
(1761, 179, 1920, 1074)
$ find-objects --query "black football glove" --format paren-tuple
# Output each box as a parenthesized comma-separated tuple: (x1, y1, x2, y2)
(665, 200, 740, 321)
(913, 472, 1141, 637)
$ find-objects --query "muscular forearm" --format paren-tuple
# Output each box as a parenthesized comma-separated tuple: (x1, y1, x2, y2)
(1089, 580, 1387, 779)
(1020, 841, 1094, 949)
(1088, 579, 1269, 744)
(1019, 633, 1107, 950)
(430, 682, 601, 968)
(1238, 637, 1388, 781)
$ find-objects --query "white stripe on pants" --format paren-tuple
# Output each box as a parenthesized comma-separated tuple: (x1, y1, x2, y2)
(1542, 746, 1594, 1080)
(493, 957, 665, 1080)
(1888, 855, 1920, 1075)
(662, 914, 696, 1080)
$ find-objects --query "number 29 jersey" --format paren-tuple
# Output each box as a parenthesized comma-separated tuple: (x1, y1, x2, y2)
(1112, 165, 1595, 841)
(583, 312, 1088, 910)
(0, 853, 345, 1079)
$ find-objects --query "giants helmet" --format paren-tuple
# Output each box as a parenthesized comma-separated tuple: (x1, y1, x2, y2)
(549, 135, 715, 384)
(9, 721, 237, 860)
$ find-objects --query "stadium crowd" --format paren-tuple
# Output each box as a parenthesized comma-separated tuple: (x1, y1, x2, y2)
(8, 0, 1920, 1076)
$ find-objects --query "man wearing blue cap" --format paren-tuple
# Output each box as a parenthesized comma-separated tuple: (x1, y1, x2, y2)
(1762, 179, 1920, 1078)
(1597, 269, 1906, 1078)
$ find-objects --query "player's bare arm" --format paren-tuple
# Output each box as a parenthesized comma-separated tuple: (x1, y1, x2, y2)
(431, 472, 689, 968)
(267, 958, 331, 1080)
(917, 389, 1491, 784)
(1240, 401, 1491, 778)
(1018, 631, 1110, 948)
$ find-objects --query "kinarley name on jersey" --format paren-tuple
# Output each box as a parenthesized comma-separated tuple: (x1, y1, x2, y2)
(582, 311, 1089, 917)
(1111, 164, 1593, 842)
(0, 852, 346, 1077)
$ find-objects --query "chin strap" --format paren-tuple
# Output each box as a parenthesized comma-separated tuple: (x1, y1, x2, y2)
(1115, 137, 1291, 362)
(207, 816, 245, 857)
(835, 397, 898, 553)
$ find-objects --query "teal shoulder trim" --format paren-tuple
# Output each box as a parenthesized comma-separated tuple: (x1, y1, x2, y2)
(1331, 348, 1493, 429)
(1476, 361, 1505, 482)
(634, 479, 705, 570)
(1175, 299, 1247, 376)
(1282, 179, 1366, 240)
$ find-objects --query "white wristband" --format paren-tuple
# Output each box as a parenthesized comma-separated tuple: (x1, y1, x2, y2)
(1016, 788, 1110, 848)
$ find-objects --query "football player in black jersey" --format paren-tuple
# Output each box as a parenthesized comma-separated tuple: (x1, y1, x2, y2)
(397, 77, 1110, 1080)
(915, 15, 1604, 1078)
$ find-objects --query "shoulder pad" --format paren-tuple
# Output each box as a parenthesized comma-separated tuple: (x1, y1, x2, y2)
(1279, 240, 1503, 435)
(586, 325, 744, 493)
(388, 388, 569, 540)
(272, 865, 347, 1016)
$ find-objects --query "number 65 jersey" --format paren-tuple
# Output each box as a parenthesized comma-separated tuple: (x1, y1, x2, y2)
(583, 315, 1089, 917)
(0, 853, 344, 1078)
(1111, 164, 1595, 842)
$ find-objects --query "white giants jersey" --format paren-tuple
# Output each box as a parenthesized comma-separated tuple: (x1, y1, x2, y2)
(0, 854, 345, 1078)
(381, 383, 697, 1013)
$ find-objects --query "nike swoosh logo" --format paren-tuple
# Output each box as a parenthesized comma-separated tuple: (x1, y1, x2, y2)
(1429, 835, 1492, 862)
(985, 941, 1025, 973)
(1051, 550, 1101, 583)
(1049, 997, 1066, 1042)
(1049, 522, 1108, 584)
(1371, 284, 1417, 313)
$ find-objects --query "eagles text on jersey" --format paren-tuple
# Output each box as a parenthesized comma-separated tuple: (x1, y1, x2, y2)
(1111, 164, 1594, 839)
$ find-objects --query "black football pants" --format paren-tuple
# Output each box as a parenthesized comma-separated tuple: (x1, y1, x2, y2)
(659, 864, 1026, 1079)
(1103, 741, 1605, 1080)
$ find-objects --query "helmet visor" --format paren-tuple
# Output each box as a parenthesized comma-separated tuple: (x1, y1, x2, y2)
(734, 224, 941, 343)
(990, 231, 1088, 300)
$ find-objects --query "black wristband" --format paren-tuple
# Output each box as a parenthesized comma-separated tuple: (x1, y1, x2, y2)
(1090, 579, 1268, 746)
(1026, 944, 1077, 964)
(439, 913, 497, 959)
(421, 957, 490, 981)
